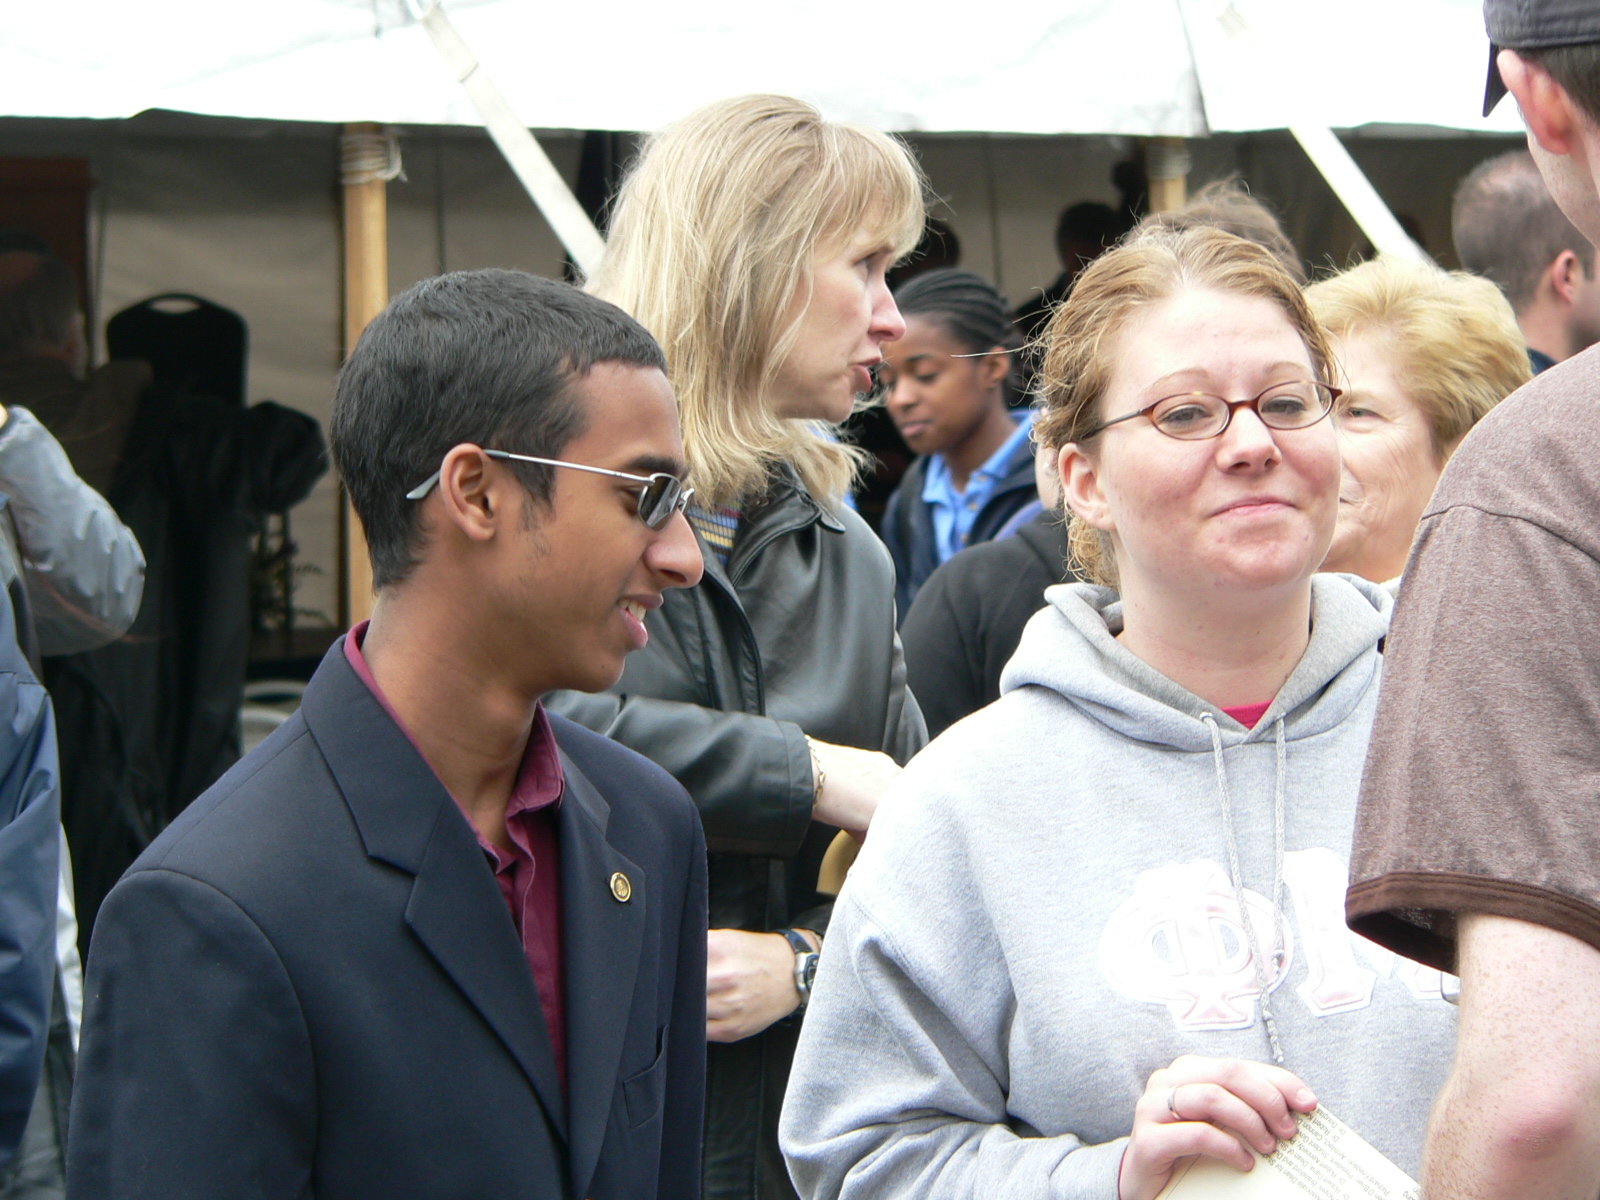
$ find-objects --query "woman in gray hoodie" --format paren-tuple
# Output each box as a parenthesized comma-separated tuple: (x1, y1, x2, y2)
(780, 227, 1457, 1199)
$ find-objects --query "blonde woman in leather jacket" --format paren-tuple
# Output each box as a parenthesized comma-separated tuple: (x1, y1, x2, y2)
(547, 94, 928, 1200)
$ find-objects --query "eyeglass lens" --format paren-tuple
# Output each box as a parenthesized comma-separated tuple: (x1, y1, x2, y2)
(1151, 383, 1335, 440)
(638, 475, 688, 530)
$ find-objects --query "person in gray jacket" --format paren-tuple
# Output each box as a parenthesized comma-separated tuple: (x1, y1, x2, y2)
(0, 407, 145, 663)
(0, 278, 146, 1200)
(0, 249, 147, 1200)
(781, 227, 1458, 1199)
(0, 252, 145, 661)
(0, 403, 144, 1200)
(547, 95, 928, 1200)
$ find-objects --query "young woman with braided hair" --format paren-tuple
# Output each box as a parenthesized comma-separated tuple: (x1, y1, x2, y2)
(879, 268, 1038, 616)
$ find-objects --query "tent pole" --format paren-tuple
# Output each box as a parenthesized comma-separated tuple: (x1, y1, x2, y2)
(1290, 126, 1431, 263)
(338, 122, 397, 628)
(1183, 2, 1429, 262)
(1146, 138, 1190, 213)
(414, 1, 605, 277)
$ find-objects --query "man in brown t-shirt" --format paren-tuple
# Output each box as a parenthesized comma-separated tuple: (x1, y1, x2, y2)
(1347, 6, 1600, 1196)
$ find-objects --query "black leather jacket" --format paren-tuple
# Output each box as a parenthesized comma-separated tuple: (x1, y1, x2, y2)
(548, 465, 925, 1199)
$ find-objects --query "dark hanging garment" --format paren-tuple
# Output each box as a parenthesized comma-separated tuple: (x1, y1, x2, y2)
(38, 379, 325, 949)
(105, 295, 247, 408)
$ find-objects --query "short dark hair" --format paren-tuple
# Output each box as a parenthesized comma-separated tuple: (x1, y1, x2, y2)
(1523, 42, 1600, 128)
(0, 252, 78, 356)
(330, 269, 667, 590)
(1055, 202, 1120, 263)
(1452, 149, 1593, 311)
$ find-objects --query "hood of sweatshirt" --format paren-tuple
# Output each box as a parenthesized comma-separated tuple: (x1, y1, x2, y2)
(999, 572, 1393, 752)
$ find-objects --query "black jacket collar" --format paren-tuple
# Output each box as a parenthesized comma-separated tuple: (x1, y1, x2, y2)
(723, 463, 846, 581)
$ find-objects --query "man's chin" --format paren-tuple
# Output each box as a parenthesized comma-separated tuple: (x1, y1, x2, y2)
(551, 652, 629, 697)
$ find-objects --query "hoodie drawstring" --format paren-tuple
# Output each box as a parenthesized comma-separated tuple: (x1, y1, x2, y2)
(1199, 712, 1287, 1067)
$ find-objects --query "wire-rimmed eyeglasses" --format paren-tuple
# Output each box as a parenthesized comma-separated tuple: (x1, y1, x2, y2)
(405, 449, 694, 531)
(1081, 380, 1341, 441)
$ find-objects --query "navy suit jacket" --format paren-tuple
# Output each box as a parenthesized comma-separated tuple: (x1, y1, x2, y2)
(66, 641, 707, 1200)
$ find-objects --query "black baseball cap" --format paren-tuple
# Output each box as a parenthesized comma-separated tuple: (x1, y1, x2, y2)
(1484, 0, 1600, 116)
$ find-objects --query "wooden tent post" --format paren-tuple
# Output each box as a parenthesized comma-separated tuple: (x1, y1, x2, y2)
(338, 122, 396, 627)
(1146, 137, 1191, 213)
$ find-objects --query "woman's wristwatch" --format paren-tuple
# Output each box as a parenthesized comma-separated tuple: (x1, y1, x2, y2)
(778, 928, 820, 1007)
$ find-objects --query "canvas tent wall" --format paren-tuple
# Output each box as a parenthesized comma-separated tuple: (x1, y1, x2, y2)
(0, 111, 1519, 628)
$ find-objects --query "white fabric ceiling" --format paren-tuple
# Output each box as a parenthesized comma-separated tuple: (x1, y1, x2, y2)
(5, 0, 1523, 136)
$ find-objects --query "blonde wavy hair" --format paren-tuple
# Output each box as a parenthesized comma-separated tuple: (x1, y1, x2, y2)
(589, 95, 926, 509)
(1034, 226, 1334, 589)
(1306, 257, 1530, 456)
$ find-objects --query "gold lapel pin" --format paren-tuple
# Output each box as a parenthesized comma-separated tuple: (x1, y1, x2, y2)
(609, 871, 632, 903)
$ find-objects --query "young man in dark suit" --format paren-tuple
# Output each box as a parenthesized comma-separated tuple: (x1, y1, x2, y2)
(65, 270, 708, 1200)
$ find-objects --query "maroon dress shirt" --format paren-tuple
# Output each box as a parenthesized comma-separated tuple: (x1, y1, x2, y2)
(344, 622, 568, 1092)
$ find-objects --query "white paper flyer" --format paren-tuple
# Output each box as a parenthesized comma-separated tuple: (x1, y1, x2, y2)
(1154, 1105, 1419, 1200)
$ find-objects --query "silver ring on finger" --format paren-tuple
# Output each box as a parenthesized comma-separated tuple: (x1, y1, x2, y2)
(1166, 1085, 1184, 1121)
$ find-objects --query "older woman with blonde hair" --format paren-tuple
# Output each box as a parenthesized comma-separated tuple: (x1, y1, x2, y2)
(547, 94, 928, 1200)
(1308, 256, 1530, 584)
(781, 226, 1457, 1199)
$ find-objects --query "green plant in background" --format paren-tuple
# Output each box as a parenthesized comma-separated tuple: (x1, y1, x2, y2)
(250, 512, 330, 635)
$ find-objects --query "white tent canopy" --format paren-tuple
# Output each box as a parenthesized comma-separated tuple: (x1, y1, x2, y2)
(6, 0, 1522, 137)
(0, 0, 1525, 620)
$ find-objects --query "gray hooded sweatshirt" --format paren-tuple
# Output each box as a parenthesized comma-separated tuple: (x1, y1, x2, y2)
(780, 575, 1456, 1199)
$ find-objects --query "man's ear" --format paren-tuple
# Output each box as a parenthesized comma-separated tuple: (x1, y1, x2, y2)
(432, 444, 502, 544)
(1059, 442, 1114, 532)
(1551, 248, 1586, 304)
(1501, 50, 1584, 156)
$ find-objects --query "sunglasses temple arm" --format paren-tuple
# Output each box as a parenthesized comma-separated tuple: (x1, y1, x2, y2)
(405, 471, 442, 501)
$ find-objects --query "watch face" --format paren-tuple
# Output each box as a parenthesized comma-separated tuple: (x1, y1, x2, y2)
(800, 952, 820, 992)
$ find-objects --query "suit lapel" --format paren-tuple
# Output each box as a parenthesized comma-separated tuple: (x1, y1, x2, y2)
(300, 642, 568, 1143)
(558, 752, 646, 1200)
(404, 808, 569, 1143)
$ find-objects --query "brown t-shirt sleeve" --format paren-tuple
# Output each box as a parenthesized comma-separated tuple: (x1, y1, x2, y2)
(1348, 502, 1600, 972)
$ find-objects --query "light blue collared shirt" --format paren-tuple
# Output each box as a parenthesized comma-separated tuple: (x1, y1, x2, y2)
(921, 411, 1035, 564)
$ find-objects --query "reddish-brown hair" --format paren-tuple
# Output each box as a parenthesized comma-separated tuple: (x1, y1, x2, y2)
(1034, 226, 1333, 587)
